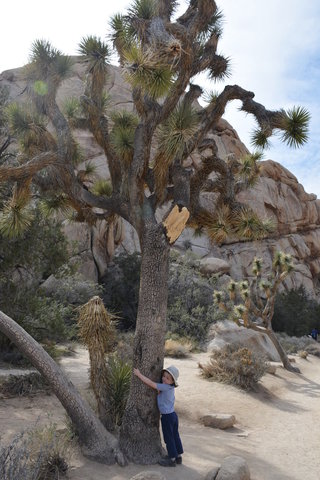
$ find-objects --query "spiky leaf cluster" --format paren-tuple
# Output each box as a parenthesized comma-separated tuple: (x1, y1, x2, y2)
(110, 110, 139, 164)
(123, 45, 174, 99)
(78, 36, 110, 74)
(91, 179, 113, 197)
(77, 296, 116, 353)
(39, 195, 73, 219)
(251, 127, 271, 150)
(28, 39, 72, 81)
(196, 8, 225, 42)
(0, 188, 34, 238)
(279, 106, 310, 148)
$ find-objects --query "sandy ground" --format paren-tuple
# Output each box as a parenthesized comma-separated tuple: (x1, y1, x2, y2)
(1, 347, 320, 480)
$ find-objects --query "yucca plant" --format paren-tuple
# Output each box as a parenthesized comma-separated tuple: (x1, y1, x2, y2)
(77, 296, 117, 430)
(213, 251, 299, 373)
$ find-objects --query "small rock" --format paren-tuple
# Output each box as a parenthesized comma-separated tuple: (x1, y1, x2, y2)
(202, 413, 236, 429)
(266, 364, 277, 374)
(216, 455, 250, 480)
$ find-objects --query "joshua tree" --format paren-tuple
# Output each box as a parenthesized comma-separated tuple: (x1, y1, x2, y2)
(213, 251, 300, 373)
(0, 0, 309, 463)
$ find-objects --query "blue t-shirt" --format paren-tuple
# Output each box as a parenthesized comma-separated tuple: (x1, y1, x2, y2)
(156, 383, 175, 414)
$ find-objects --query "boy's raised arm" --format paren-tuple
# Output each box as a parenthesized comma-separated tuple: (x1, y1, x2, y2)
(133, 368, 158, 390)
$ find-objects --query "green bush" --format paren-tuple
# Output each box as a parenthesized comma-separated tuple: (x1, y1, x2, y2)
(167, 251, 222, 343)
(276, 331, 314, 354)
(273, 287, 320, 336)
(199, 343, 268, 390)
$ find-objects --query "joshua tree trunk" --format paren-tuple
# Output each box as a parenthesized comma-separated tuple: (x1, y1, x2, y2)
(119, 224, 170, 463)
(0, 310, 125, 465)
(265, 328, 300, 373)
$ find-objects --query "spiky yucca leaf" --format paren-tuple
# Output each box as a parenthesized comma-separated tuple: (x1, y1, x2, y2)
(239, 281, 249, 291)
(240, 289, 249, 301)
(123, 44, 174, 98)
(272, 251, 288, 272)
(252, 257, 263, 277)
(213, 290, 223, 304)
(29, 39, 72, 80)
(127, 0, 156, 20)
(110, 110, 139, 130)
(91, 179, 113, 197)
(110, 14, 131, 46)
(233, 304, 246, 319)
(62, 97, 81, 122)
(205, 204, 233, 244)
(227, 280, 237, 301)
(251, 127, 271, 150)
(78, 36, 110, 73)
(110, 127, 135, 164)
(159, 103, 199, 157)
(0, 194, 34, 238)
(109, 111, 139, 165)
(233, 207, 269, 241)
(203, 89, 220, 105)
(197, 8, 225, 42)
(259, 280, 272, 291)
(77, 296, 116, 352)
(6, 103, 46, 138)
(279, 106, 310, 148)
(208, 55, 231, 82)
(39, 195, 73, 218)
(237, 152, 262, 184)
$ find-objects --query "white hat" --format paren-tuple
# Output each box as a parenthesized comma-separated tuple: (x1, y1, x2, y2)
(163, 365, 179, 387)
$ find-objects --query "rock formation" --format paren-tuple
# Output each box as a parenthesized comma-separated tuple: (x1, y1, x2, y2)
(1, 60, 319, 297)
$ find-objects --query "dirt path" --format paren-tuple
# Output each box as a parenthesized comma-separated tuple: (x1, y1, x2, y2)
(1, 347, 320, 479)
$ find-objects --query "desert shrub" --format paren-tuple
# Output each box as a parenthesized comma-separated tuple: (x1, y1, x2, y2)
(105, 355, 132, 427)
(0, 424, 71, 480)
(0, 206, 72, 355)
(198, 344, 268, 390)
(276, 332, 314, 354)
(102, 252, 141, 330)
(273, 287, 320, 336)
(167, 251, 222, 343)
(0, 373, 50, 398)
(305, 342, 320, 357)
(164, 338, 192, 358)
(297, 350, 308, 359)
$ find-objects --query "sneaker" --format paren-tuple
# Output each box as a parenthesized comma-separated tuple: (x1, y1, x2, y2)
(158, 457, 176, 467)
(175, 456, 182, 465)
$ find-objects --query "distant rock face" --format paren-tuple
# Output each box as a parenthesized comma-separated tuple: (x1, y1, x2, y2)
(1, 60, 320, 297)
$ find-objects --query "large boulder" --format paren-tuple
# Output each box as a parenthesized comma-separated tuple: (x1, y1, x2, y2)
(207, 321, 281, 362)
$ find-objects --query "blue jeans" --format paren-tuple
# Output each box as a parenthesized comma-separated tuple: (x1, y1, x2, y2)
(161, 412, 183, 458)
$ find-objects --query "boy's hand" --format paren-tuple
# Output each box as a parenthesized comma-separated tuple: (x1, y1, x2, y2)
(133, 368, 141, 377)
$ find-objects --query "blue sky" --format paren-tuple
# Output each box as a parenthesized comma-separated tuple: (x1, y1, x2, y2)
(1, 0, 319, 197)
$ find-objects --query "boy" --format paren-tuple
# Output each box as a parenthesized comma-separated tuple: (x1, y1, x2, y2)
(133, 365, 183, 467)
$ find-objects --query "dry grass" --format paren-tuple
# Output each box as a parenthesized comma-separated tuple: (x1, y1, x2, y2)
(0, 372, 51, 398)
(198, 344, 268, 390)
(164, 338, 193, 358)
(0, 424, 72, 480)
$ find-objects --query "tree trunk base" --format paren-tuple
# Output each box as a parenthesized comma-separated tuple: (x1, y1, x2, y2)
(120, 404, 163, 464)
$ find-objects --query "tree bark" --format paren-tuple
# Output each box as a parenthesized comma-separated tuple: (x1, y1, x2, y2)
(0, 310, 126, 465)
(266, 328, 300, 373)
(119, 224, 170, 463)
